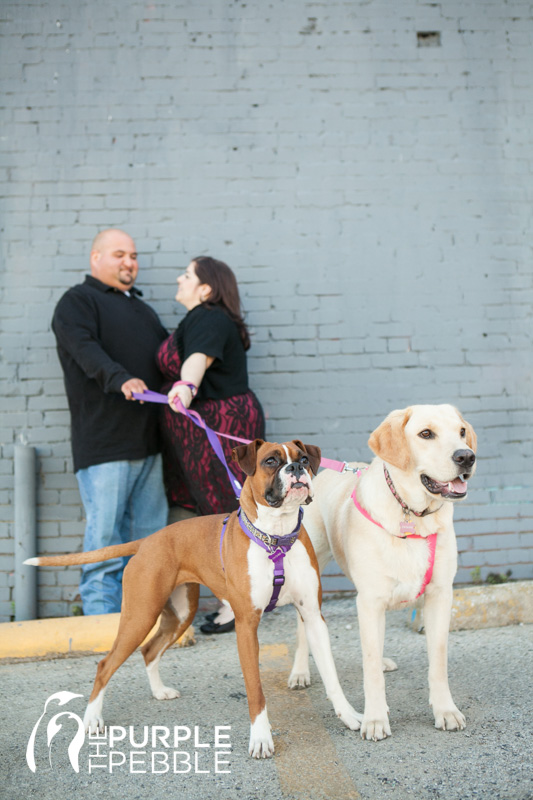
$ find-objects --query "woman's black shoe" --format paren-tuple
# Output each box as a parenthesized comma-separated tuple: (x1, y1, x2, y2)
(200, 619, 235, 634)
(204, 612, 218, 623)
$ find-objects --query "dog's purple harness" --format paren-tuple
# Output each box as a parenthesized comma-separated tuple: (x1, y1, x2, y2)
(219, 507, 304, 613)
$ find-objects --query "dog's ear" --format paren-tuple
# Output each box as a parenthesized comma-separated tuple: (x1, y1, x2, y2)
(458, 413, 477, 452)
(291, 440, 322, 476)
(232, 439, 265, 476)
(368, 408, 412, 470)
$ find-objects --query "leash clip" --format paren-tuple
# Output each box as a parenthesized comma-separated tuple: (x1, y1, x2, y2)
(342, 462, 359, 474)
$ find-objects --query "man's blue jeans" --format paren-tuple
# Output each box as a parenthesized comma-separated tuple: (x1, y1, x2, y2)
(76, 455, 168, 615)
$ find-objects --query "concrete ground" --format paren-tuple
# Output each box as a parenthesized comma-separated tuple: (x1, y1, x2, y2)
(1, 596, 532, 800)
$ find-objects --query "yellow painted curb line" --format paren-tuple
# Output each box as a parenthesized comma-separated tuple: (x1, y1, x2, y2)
(1, 582, 531, 660)
(0, 613, 161, 659)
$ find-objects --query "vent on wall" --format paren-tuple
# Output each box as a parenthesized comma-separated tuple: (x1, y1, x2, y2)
(417, 31, 441, 47)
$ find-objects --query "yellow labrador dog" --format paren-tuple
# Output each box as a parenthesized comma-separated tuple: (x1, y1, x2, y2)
(289, 404, 477, 741)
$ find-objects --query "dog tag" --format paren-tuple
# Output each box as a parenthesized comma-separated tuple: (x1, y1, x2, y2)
(400, 521, 416, 537)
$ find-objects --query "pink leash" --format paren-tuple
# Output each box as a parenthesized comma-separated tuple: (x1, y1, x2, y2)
(132, 389, 349, 472)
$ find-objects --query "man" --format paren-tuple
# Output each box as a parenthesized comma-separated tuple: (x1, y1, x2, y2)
(52, 229, 169, 615)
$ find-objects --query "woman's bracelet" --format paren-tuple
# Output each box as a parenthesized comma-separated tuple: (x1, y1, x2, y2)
(172, 380, 198, 398)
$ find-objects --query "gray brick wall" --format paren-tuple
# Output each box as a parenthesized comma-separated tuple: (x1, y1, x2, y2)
(1, 0, 532, 619)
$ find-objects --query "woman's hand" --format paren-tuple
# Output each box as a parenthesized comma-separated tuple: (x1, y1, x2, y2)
(168, 383, 194, 412)
(168, 352, 214, 412)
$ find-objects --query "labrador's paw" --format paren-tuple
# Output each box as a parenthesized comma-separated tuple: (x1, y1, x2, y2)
(361, 712, 391, 741)
(336, 702, 363, 731)
(177, 625, 196, 648)
(152, 686, 181, 700)
(288, 669, 311, 689)
(433, 706, 466, 731)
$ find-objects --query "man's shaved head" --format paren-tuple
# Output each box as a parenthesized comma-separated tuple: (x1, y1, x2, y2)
(90, 229, 139, 291)
(91, 228, 131, 253)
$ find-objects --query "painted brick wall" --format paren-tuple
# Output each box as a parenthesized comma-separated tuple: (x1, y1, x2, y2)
(1, 1, 532, 619)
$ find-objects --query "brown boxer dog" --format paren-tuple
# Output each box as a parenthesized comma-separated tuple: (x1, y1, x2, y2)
(26, 439, 362, 758)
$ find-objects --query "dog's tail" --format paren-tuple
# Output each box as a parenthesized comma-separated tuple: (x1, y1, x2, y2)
(24, 541, 141, 567)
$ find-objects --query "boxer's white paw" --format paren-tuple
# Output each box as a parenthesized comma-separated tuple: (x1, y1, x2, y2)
(152, 686, 181, 700)
(335, 702, 363, 731)
(146, 658, 180, 700)
(382, 657, 397, 672)
(84, 693, 105, 734)
(249, 709, 274, 759)
(287, 669, 311, 689)
(433, 705, 466, 731)
(84, 714, 104, 735)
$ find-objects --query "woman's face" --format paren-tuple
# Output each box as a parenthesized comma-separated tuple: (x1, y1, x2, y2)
(176, 262, 211, 310)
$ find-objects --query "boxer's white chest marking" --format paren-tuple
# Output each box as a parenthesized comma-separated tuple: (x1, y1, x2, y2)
(247, 538, 320, 613)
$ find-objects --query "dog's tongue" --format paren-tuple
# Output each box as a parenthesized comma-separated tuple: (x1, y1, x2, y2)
(447, 477, 467, 494)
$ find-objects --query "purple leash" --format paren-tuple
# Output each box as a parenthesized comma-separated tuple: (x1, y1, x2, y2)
(133, 389, 304, 613)
(133, 389, 243, 499)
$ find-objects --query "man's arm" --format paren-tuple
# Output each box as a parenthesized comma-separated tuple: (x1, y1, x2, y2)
(52, 290, 142, 397)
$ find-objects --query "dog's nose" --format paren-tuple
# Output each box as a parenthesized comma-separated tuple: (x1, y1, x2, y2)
(452, 449, 476, 471)
(286, 462, 304, 476)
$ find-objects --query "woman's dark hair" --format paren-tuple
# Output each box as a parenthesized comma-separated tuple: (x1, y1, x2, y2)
(192, 256, 251, 350)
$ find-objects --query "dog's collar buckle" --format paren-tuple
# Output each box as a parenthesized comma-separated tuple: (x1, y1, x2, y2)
(238, 507, 303, 551)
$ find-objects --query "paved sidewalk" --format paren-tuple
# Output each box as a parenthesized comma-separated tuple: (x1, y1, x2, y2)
(1, 596, 531, 800)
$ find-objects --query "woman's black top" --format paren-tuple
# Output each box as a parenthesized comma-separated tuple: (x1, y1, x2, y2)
(175, 304, 249, 400)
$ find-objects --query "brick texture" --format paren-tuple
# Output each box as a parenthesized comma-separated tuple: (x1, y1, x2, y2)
(1, 1, 532, 618)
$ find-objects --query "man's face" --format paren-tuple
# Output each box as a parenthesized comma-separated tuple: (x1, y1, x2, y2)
(90, 231, 139, 291)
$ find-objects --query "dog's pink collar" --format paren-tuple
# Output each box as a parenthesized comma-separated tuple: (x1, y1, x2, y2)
(351, 470, 437, 598)
(383, 465, 442, 518)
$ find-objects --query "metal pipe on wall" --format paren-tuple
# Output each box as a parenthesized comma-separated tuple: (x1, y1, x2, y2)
(14, 443, 37, 621)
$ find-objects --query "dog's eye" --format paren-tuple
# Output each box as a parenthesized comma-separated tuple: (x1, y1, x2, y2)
(300, 456, 309, 466)
(264, 457, 279, 467)
(460, 428, 466, 438)
(418, 429, 435, 440)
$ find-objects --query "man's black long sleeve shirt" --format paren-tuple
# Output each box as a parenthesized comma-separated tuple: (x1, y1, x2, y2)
(52, 275, 168, 472)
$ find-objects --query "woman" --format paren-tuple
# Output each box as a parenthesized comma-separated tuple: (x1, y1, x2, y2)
(157, 256, 265, 633)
